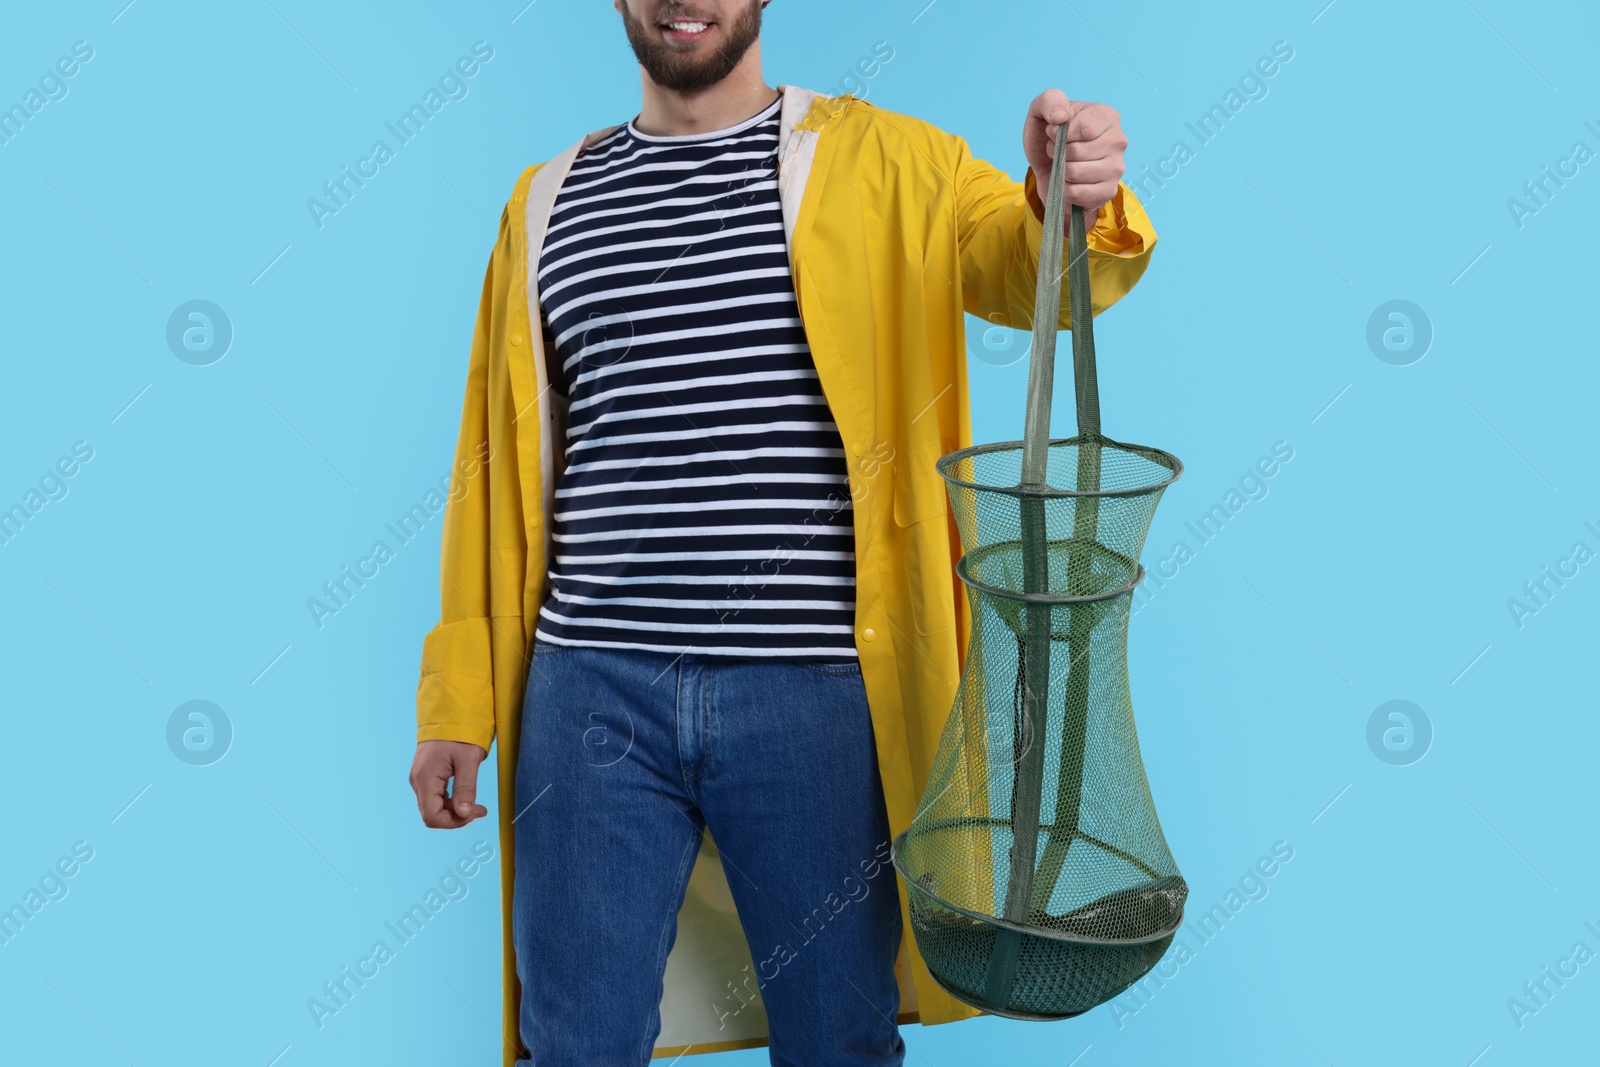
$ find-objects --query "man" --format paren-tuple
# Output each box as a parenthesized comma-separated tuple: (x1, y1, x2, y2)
(408, 1, 1157, 1064)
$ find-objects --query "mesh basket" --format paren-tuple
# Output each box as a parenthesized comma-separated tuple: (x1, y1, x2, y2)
(891, 122, 1187, 1020)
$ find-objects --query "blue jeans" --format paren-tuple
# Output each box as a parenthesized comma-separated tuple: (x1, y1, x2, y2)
(512, 642, 907, 1067)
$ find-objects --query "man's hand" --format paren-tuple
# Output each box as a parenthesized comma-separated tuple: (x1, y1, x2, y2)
(1024, 89, 1128, 229)
(410, 740, 489, 828)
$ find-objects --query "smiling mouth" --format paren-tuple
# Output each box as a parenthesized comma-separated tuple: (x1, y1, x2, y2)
(659, 17, 715, 40)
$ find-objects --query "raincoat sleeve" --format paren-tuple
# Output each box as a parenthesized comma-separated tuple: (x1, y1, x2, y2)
(414, 202, 522, 754)
(952, 133, 1157, 331)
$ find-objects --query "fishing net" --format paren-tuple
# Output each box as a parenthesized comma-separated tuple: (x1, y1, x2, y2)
(891, 121, 1187, 1020)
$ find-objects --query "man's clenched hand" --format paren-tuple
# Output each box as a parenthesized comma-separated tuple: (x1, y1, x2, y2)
(410, 740, 489, 828)
(1024, 89, 1128, 229)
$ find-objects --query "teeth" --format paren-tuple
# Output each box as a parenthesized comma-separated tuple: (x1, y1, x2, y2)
(667, 20, 709, 31)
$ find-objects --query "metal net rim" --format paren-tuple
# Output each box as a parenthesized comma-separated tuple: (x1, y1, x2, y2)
(957, 553, 1145, 605)
(890, 827, 1187, 949)
(935, 433, 1184, 500)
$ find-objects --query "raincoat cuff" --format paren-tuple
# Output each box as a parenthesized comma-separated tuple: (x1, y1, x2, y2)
(416, 718, 494, 753)
(1023, 169, 1152, 259)
(416, 616, 498, 752)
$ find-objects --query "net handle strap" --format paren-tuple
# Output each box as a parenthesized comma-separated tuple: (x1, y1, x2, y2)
(1020, 119, 1100, 486)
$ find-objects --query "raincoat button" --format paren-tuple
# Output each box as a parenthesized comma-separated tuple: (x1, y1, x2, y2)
(510, 332, 524, 346)
(513, 194, 524, 203)
(862, 627, 877, 642)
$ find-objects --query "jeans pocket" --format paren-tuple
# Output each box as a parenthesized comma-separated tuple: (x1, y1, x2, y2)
(532, 639, 572, 657)
(798, 658, 862, 676)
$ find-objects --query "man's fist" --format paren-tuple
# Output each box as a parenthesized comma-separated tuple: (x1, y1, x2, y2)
(1023, 89, 1128, 228)
(410, 740, 489, 828)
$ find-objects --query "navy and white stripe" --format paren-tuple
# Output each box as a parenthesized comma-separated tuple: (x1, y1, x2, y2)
(531, 95, 857, 659)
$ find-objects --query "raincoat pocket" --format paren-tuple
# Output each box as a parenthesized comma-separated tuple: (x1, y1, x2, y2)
(894, 445, 957, 636)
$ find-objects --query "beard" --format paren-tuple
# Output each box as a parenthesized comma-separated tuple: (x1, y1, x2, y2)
(618, 1, 766, 93)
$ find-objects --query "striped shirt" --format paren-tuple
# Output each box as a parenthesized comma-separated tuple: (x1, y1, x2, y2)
(531, 94, 858, 660)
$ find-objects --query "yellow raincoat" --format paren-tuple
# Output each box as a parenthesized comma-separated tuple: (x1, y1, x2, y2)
(415, 84, 1156, 1063)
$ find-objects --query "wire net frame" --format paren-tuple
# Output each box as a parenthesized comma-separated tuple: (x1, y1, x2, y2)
(891, 121, 1188, 1020)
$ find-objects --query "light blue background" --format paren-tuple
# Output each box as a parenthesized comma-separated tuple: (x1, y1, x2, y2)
(2, 1, 1596, 1064)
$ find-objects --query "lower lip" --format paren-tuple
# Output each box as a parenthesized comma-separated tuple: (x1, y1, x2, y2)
(661, 24, 713, 43)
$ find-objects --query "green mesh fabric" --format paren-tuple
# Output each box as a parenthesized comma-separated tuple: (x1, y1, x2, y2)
(891, 122, 1187, 1020)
